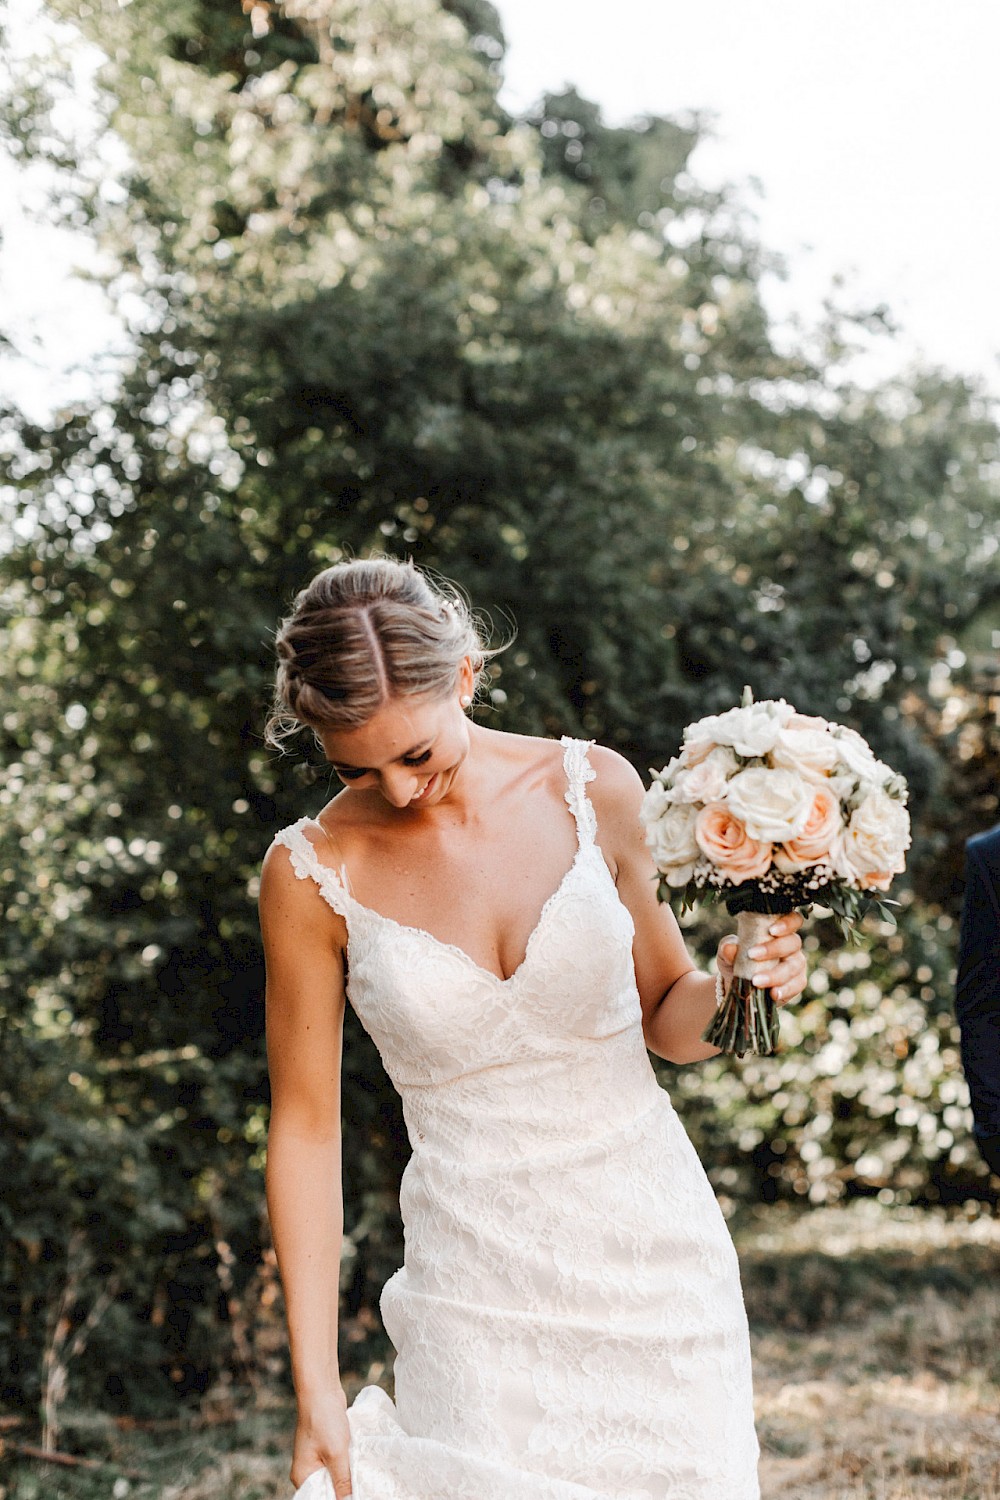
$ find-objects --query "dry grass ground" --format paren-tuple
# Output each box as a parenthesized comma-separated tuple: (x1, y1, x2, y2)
(3, 1204, 997, 1500)
(740, 1204, 1000, 1500)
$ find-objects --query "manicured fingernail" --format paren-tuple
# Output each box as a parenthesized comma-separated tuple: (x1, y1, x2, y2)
(752, 972, 771, 987)
(748, 944, 766, 959)
(769, 922, 784, 935)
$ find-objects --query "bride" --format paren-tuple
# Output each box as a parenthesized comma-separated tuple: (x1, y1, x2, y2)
(259, 557, 806, 1500)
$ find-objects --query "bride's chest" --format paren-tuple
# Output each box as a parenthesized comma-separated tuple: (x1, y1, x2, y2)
(345, 825, 584, 984)
(342, 850, 642, 1085)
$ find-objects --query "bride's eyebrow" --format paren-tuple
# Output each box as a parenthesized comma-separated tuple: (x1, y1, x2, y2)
(327, 741, 430, 769)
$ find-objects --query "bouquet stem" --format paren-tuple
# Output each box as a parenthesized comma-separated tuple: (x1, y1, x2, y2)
(702, 910, 781, 1057)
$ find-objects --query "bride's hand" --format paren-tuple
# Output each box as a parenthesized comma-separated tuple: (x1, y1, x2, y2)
(291, 1386, 353, 1498)
(716, 911, 807, 1007)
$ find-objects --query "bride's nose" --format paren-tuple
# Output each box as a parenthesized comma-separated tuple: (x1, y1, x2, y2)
(379, 767, 417, 807)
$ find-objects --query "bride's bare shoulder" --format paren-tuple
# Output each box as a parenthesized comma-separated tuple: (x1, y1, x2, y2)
(488, 729, 647, 821)
(259, 811, 354, 911)
(487, 727, 641, 793)
(586, 741, 645, 795)
(584, 743, 648, 845)
(258, 824, 347, 944)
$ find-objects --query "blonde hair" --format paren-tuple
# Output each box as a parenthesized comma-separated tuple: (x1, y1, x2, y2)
(265, 557, 497, 748)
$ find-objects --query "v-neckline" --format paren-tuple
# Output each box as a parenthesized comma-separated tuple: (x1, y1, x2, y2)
(302, 817, 595, 987)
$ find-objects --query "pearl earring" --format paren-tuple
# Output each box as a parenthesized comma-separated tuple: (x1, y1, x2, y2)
(460, 694, 472, 708)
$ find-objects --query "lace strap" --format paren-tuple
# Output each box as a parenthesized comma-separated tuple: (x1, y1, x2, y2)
(272, 818, 353, 921)
(559, 736, 598, 847)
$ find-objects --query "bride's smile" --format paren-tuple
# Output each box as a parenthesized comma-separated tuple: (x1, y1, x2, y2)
(317, 688, 474, 813)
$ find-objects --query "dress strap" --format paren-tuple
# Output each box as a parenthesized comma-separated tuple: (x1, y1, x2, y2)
(272, 818, 353, 922)
(559, 736, 598, 848)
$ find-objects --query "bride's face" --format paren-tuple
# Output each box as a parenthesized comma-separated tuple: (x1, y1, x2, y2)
(317, 669, 474, 811)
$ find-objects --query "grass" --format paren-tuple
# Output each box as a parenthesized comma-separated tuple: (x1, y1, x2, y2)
(739, 1202, 1000, 1499)
(2, 1203, 998, 1500)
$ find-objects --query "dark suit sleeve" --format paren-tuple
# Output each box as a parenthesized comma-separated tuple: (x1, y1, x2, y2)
(955, 839, 1000, 1173)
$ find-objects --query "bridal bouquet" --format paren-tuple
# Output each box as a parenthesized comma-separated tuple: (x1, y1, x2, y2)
(640, 689, 911, 1056)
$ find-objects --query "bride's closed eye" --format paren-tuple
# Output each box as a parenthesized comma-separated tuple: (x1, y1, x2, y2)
(334, 749, 432, 782)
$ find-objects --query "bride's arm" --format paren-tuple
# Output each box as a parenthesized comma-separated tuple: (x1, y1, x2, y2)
(259, 841, 355, 1497)
(587, 746, 805, 1064)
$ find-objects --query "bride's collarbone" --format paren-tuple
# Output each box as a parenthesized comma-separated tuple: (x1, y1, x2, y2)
(371, 827, 579, 910)
(337, 819, 582, 964)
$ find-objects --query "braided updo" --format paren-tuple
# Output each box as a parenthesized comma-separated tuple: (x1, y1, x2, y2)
(265, 557, 494, 748)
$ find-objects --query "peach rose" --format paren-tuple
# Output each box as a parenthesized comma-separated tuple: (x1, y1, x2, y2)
(695, 803, 773, 882)
(773, 784, 842, 872)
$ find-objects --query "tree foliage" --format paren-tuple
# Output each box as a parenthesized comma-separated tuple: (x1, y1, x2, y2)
(1, 0, 998, 1427)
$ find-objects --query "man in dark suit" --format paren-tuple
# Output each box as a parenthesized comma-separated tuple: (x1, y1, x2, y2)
(955, 824, 1000, 1176)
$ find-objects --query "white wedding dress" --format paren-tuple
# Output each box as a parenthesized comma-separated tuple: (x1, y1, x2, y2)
(273, 738, 760, 1500)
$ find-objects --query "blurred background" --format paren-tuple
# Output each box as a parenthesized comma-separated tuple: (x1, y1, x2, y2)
(1, 2, 998, 1495)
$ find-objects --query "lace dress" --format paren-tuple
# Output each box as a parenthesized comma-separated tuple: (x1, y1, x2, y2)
(273, 738, 760, 1500)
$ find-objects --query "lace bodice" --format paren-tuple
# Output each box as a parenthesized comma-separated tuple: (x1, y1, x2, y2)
(273, 736, 641, 1090)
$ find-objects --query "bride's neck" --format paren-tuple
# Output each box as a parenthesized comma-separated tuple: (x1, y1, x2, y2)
(424, 722, 502, 827)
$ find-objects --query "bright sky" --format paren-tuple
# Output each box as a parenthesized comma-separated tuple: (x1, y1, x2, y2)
(496, 0, 1000, 395)
(0, 0, 123, 420)
(1, 0, 998, 420)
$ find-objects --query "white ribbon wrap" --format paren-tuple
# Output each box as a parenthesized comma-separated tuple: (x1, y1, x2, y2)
(732, 910, 775, 981)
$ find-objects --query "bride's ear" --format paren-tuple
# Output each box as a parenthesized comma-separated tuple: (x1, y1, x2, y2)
(456, 656, 476, 706)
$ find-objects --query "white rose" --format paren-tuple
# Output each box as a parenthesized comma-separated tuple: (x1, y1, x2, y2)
(724, 766, 813, 842)
(832, 789, 911, 887)
(715, 700, 796, 759)
(646, 755, 685, 794)
(827, 772, 857, 806)
(884, 772, 909, 801)
(866, 761, 910, 808)
(830, 726, 880, 781)
(684, 715, 737, 752)
(770, 726, 840, 783)
(644, 803, 700, 885)
(639, 780, 674, 827)
(674, 746, 737, 804)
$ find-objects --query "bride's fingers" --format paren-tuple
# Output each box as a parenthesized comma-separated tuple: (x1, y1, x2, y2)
(770, 911, 804, 933)
(329, 1460, 354, 1500)
(748, 927, 805, 992)
(724, 918, 806, 1000)
(749, 935, 802, 966)
(752, 956, 807, 1005)
(290, 1469, 338, 1500)
(718, 936, 738, 967)
(291, 1456, 352, 1500)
